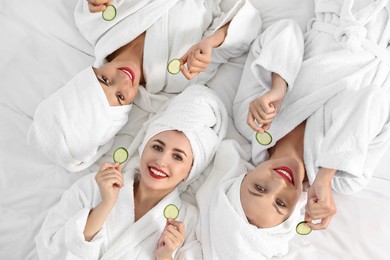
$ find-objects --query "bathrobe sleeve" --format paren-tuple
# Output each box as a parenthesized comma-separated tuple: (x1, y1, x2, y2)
(195, 0, 263, 84)
(35, 173, 106, 259)
(313, 85, 390, 194)
(233, 19, 304, 141)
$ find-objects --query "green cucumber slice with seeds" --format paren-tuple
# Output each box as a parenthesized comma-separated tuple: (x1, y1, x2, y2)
(102, 5, 116, 21)
(296, 221, 312, 235)
(255, 131, 272, 146)
(163, 204, 179, 220)
(113, 147, 128, 164)
(167, 59, 182, 75)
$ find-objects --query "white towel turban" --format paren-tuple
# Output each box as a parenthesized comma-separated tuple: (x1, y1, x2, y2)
(28, 66, 132, 172)
(138, 85, 228, 188)
(209, 173, 306, 259)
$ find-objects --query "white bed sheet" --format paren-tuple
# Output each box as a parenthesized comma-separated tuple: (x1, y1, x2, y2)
(1, 0, 389, 259)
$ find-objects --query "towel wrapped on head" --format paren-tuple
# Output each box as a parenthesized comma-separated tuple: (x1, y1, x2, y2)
(28, 67, 132, 172)
(138, 85, 228, 189)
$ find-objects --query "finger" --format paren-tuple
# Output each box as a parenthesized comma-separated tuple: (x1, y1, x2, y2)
(259, 99, 276, 114)
(194, 49, 211, 64)
(307, 216, 333, 230)
(99, 162, 118, 171)
(180, 64, 198, 80)
(88, 3, 107, 12)
(168, 220, 185, 235)
(247, 112, 262, 132)
(88, 0, 109, 4)
(185, 64, 207, 73)
(179, 52, 190, 66)
(262, 123, 271, 131)
(99, 171, 124, 187)
(304, 211, 313, 223)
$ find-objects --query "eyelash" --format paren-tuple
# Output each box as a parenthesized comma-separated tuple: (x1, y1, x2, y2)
(276, 198, 286, 208)
(102, 75, 110, 84)
(255, 184, 286, 208)
(255, 184, 265, 192)
(151, 145, 183, 161)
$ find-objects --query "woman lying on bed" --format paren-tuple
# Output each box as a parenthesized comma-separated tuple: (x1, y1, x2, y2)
(193, 18, 305, 260)
(234, 0, 390, 232)
(27, 0, 261, 172)
(35, 85, 227, 260)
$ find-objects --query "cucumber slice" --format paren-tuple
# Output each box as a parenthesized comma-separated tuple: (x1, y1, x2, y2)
(167, 59, 181, 75)
(113, 147, 128, 164)
(102, 5, 116, 21)
(255, 131, 272, 146)
(163, 204, 179, 220)
(296, 221, 312, 235)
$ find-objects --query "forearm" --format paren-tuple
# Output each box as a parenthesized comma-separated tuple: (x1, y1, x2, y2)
(205, 22, 230, 48)
(84, 202, 113, 241)
(271, 72, 288, 92)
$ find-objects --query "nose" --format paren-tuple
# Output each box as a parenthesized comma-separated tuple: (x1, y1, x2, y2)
(156, 151, 170, 168)
(269, 172, 288, 192)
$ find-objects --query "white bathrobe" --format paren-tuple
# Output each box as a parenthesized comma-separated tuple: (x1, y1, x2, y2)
(196, 140, 305, 259)
(35, 157, 201, 260)
(234, 0, 390, 194)
(75, 0, 262, 113)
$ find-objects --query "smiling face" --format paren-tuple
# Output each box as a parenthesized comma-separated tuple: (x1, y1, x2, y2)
(139, 130, 194, 193)
(93, 60, 140, 106)
(240, 156, 304, 228)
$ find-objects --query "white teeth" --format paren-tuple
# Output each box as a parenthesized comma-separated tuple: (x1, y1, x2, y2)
(121, 69, 133, 81)
(276, 169, 292, 182)
(150, 167, 167, 177)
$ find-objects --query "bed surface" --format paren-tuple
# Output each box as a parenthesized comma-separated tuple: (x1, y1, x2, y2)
(1, 0, 389, 259)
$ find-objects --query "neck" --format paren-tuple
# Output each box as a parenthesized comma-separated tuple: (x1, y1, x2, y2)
(268, 122, 306, 179)
(133, 178, 172, 221)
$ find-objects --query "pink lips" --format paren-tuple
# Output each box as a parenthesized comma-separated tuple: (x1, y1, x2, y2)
(149, 166, 168, 179)
(119, 67, 135, 84)
(273, 166, 295, 186)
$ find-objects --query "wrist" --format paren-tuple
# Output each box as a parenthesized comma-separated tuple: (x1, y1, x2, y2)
(316, 167, 336, 183)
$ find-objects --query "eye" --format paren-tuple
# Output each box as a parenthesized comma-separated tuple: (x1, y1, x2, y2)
(172, 154, 183, 161)
(102, 75, 110, 84)
(152, 145, 162, 152)
(255, 184, 265, 192)
(276, 198, 286, 208)
(116, 92, 125, 101)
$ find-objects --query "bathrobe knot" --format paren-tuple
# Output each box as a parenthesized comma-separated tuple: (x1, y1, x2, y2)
(334, 21, 366, 52)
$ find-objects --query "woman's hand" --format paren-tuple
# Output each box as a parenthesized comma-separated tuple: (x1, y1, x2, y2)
(95, 162, 124, 208)
(247, 75, 287, 132)
(305, 167, 337, 230)
(156, 219, 185, 260)
(180, 38, 213, 80)
(87, 0, 112, 13)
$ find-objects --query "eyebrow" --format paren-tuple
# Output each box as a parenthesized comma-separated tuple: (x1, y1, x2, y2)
(248, 189, 284, 216)
(154, 139, 187, 157)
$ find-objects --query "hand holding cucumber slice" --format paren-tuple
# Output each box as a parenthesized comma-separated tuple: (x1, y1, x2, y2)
(255, 131, 272, 146)
(113, 147, 128, 164)
(296, 221, 312, 235)
(167, 59, 182, 75)
(163, 204, 179, 220)
(102, 5, 116, 21)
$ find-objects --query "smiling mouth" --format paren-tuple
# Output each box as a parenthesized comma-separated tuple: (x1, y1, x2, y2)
(149, 166, 168, 179)
(119, 67, 135, 84)
(273, 166, 295, 186)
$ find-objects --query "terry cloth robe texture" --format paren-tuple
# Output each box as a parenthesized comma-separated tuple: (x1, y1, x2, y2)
(35, 157, 201, 260)
(27, 67, 131, 172)
(234, 0, 390, 194)
(75, 0, 262, 114)
(196, 140, 305, 260)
